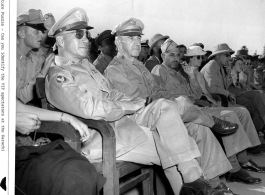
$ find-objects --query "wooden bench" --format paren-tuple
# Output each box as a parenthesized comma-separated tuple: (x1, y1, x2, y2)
(36, 77, 154, 195)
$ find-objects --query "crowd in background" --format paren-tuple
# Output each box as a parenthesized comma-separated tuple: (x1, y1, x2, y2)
(15, 7, 265, 195)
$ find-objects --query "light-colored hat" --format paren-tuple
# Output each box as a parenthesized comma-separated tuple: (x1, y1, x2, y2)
(149, 33, 169, 50)
(48, 7, 93, 37)
(17, 9, 46, 31)
(112, 18, 144, 36)
(191, 43, 204, 49)
(185, 46, 206, 56)
(43, 13, 56, 31)
(161, 38, 178, 53)
(208, 43, 235, 59)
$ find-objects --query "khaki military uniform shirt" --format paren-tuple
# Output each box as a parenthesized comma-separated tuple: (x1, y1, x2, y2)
(105, 53, 175, 101)
(16, 46, 43, 104)
(93, 53, 113, 74)
(45, 56, 149, 160)
(151, 64, 203, 99)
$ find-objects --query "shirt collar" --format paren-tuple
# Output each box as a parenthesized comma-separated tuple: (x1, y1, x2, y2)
(153, 55, 161, 64)
(54, 56, 81, 71)
(210, 59, 221, 70)
(117, 52, 142, 67)
(54, 56, 97, 74)
(161, 63, 177, 73)
(17, 45, 34, 64)
(100, 52, 113, 63)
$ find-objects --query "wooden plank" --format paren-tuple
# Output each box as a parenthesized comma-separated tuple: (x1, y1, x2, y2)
(119, 172, 150, 194)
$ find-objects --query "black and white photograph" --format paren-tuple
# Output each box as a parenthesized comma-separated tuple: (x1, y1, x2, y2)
(1, 0, 265, 194)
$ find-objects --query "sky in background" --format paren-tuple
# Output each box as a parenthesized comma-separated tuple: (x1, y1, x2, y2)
(17, 0, 265, 55)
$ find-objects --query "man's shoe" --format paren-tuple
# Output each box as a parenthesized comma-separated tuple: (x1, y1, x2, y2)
(180, 177, 233, 195)
(211, 116, 239, 136)
(225, 169, 262, 184)
(256, 144, 265, 153)
(215, 182, 239, 195)
(240, 159, 265, 173)
(246, 146, 264, 156)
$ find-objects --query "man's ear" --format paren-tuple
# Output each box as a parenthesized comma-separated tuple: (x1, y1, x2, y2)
(56, 36, 64, 47)
(17, 28, 26, 39)
(115, 37, 122, 51)
(153, 45, 159, 52)
(161, 53, 165, 61)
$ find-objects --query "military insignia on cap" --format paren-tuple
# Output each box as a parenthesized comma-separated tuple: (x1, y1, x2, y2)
(39, 11, 43, 18)
(74, 10, 83, 21)
(130, 19, 136, 26)
(56, 75, 66, 83)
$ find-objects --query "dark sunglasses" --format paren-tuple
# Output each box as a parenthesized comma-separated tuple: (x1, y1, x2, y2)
(245, 62, 252, 66)
(194, 56, 202, 60)
(64, 29, 92, 41)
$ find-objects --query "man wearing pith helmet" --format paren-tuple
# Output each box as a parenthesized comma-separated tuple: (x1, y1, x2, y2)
(104, 18, 236, 195)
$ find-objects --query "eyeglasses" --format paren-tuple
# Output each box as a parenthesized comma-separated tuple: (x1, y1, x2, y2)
(62, 29, 92, 41)
(194, 56, 202, 60)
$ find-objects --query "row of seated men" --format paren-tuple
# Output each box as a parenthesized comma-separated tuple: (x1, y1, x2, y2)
(16, 7, 265, 195)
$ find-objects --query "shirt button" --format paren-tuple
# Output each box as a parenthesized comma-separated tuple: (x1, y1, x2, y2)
(84, 90, 87, 93)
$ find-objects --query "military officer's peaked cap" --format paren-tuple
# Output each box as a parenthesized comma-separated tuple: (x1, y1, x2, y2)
(112, 18, 144, 36)
(17, 9, 46, 32)
(48, 7, 93, 37)
(95, 30, 115, 46)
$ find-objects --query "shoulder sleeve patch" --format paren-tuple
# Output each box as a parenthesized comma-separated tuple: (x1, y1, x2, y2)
(56, 75, 67, 83)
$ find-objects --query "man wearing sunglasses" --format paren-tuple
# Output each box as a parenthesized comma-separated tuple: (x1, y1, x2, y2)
(93, 30, 117, 74)
(46, 11, 233, 195)
(17, 9, 51, 105)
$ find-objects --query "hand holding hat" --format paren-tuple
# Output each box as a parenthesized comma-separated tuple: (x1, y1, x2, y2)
(43, 13, 56, 31)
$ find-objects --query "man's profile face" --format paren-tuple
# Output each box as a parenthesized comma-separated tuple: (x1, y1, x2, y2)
(101, 38, 117, 57)
(24, 27, 43, 49)
(163, 48, 180, 69)
(218, 52, 230, 67)
(120, 35, 141, 57)
(63, 29, 89, 59)
(154, 39, 166, 53)
(179, 47, 187, 59)
(139, 46, 149, 58)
